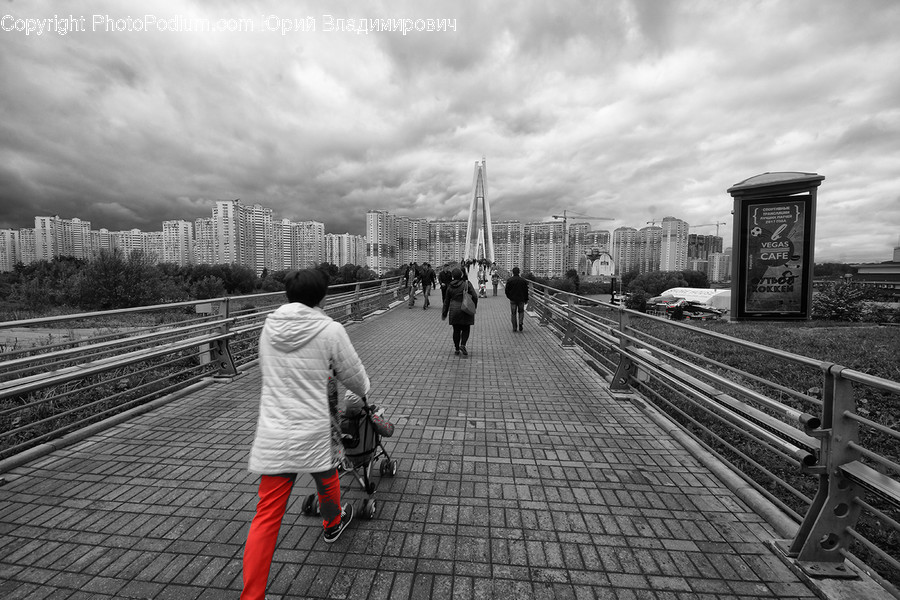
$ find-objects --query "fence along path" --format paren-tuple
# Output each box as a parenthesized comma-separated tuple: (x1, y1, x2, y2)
(0, 288, 877, 599)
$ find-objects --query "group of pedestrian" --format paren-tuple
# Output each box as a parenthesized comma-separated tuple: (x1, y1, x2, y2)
(240, 264, 532, 598)
(402, 262, 437, 309)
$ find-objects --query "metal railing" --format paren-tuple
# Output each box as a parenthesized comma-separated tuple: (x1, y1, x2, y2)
(0, 277, 404, 464)
(527, 281, 900, 588)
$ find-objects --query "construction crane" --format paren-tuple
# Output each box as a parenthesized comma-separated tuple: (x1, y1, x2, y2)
(691, 222, 728, 237)
(551, 210, 615, 275)
(646, 219, 661, 227)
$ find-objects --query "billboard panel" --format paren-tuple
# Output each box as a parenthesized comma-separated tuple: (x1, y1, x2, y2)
(737, 195, 813, 318)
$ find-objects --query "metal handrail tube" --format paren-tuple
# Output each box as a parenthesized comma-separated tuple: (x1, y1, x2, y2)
(0, 367, 211, 459)
(844, 446, 900, 483)
(0, 348, 210, 441)
(631, 349, 816, 466)
(619, 328, 819, 433)
(835, 367, 900, 395)
(564, 315, 620, 349)
(0, 277, 403, 332)
(0, 327, 225, 386)
(627, 326, 824, 411)
(0, 345, 209, 421)
(0, 318, 231, 377)
(843, 411, 900, 442)
(529, 280, 829, 371)
(0, 312, 223, 363)
(0, 331, 230, 401)
(843, 528, 900, 574)
(641, 378, 811, 509)
(0, 297, 222, 330)
(853, 497, 900, 538)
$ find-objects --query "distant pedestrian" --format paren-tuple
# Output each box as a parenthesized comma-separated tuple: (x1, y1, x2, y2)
(242, 269, 370, 599)
(438, 264, 453, 303)
(421, 263, 437, 310)
(477, 267, 487, 298)
(404, 262, 419, 308)
(491, 270, 500, 296)
(505, 266, 529, 332)
(441, 267, 478, 356)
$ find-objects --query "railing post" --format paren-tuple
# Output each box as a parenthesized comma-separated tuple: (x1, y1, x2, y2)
(351, 283, 363, 321)
(610, 307, 634, 391)
(561, 293, 576, 347)
(784, 365, 862, 578)
(211, 312, 239, 378)
(379, 280, 389, 309)
(539, 288, 551, 327)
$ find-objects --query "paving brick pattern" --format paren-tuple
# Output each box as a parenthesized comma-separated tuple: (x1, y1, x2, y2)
(0, 290, 820, 599)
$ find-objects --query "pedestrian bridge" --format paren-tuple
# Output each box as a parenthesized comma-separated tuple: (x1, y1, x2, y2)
(0, 280, 897, 599)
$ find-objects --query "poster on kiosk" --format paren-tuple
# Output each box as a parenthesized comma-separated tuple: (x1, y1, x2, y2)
(727, 172, 823, 321)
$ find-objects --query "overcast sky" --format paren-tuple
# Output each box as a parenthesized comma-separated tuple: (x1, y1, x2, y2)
(2, 0, 898, 263)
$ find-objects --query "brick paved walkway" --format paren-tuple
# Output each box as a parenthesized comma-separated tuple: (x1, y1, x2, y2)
(0, 289, 825, 599)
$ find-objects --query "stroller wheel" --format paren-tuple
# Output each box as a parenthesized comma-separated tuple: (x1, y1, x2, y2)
(365, 480, 377, 495)
(362, 498, 377, 520)
(389, 460, 399, 476)
(379, 459, 389, 477)
(301, 493, 316, 516)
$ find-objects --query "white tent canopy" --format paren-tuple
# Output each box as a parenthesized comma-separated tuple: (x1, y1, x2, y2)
(659, 287, 731, 310)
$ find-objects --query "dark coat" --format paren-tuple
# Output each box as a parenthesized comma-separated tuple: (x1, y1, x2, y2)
(442, 279, 478, 326)
(505, 275, 529, 303)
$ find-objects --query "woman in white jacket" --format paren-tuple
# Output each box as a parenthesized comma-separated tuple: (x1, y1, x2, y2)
(242, 269, 370, 600)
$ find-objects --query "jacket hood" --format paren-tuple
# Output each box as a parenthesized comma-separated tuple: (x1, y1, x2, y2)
(263, 302, 332, 352)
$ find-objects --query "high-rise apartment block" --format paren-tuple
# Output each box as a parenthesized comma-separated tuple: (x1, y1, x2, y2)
(34, 216, 91, 262)
(659, 216, 689, 272)
(3, 192, 726, 282)
(326, 233, 366, 268)
(0, 229, 20, 272)
(638, 226, 662, 275)
(491, 221, 523, 274)
(430, 220, 468, 267)
(612, 227, 639, 276)
(397, 216, 429, 266)
(162, 220, 194, 266)
(687, 234, 724, 262)
(194, 218, 215, 266)
(523, 221, 565, 278)
(366, 210, 397, 276)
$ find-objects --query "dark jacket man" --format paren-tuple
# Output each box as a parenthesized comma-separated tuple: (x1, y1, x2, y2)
(504, 267, 529, 331)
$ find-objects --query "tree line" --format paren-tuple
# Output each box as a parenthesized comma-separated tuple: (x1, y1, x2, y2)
(0, 249, 380, 314)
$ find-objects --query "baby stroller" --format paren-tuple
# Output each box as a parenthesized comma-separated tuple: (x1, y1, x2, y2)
(301, 392, 398, 520)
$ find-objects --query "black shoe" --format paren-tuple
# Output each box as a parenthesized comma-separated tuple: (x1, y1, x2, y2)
(513, 327, 517, 333)
(519, 325, 523, 331)
(324, 503, 353, 543)
(460, 346, 468, 356)
(455, 348, 460, 355)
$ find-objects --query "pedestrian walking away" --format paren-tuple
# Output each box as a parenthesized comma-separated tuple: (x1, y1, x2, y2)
(441, 267, 478, 356)
(404, 262, 419, 308)
(421, 262, 437, 309)
(438, 264, 453, 304)
(241, 269, 370, 600)
(505, 266, 529, 332)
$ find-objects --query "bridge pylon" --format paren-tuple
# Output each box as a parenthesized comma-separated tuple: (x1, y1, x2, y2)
(463, 157, 494, 263)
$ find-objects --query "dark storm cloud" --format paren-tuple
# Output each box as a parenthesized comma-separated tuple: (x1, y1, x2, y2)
(0, 0, 898, 262)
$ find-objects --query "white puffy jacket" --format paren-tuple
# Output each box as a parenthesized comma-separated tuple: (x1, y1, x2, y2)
(248, 302, 370, 474)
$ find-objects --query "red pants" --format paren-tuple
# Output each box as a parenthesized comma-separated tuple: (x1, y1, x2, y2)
(241, 469, 341, 600)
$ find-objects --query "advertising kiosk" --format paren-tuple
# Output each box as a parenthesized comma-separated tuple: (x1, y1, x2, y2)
(727, 172, 823, 321)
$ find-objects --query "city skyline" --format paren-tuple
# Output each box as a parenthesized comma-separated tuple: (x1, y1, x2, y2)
(2, 2, 899, 264)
